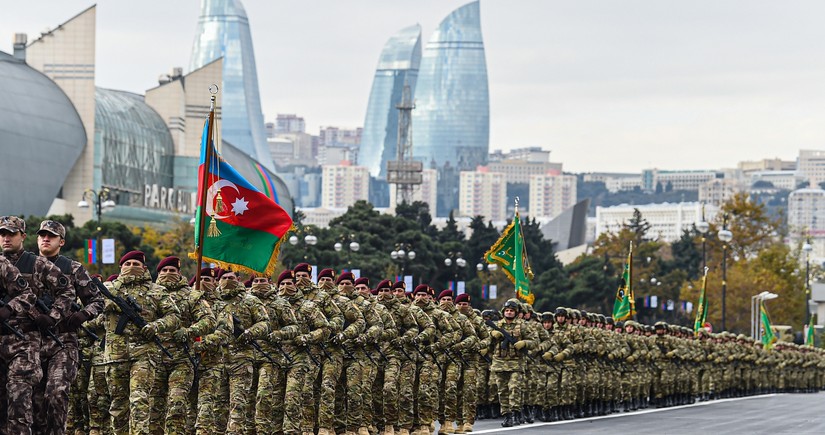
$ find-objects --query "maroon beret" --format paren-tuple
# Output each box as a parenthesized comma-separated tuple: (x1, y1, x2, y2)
(106, 274, 119, 282)
(406, 291, 413, 299)
(375, 279, 392, 290)
(354, 277, 370, 287)
(438, 289, 454, 300)
(188, 276, 196, 286)
(119, 250, 146, 266)
(318, 268, 335, 280)
(294, 263, 312, 274)
(337, 271, 355, 284)
(243, 279, 252, 288)
(413, 284, 430, 295)
(217, 268, 236, 279)
(371, 289, 379, 296)
(156, 256, 181, 273)
(277, 269, 295, 285)
(199, 267, 216, 279)
(392, 280, 406, 290)
(455, 293, 471, 304)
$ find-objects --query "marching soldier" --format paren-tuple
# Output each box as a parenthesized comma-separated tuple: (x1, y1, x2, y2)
(489, 299, 536, 428)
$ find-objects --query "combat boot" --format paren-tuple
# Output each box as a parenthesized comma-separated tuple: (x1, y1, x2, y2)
(460, 423, 472, 433)
(358, 427, 371, 435)
(438, 421, 455, 434)
(453, 423, 466, 434)
(382, 426, 396, 435)
(88, 431, 100, 435)
(492, 403, 501, 419)
(318, 429, 332, 435)
(501, 413, 514, 428)
(397, 429, 410, 435)
(523, 406, 534, 423)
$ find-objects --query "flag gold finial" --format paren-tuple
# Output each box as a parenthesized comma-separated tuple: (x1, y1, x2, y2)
(514, 196, 520, 215)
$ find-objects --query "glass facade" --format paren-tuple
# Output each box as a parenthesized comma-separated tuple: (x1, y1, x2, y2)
(189, 0, 274, 171)
(412, 1, 489, 215)
(94, 88, 175, 205)
(359, 24, 422, 179)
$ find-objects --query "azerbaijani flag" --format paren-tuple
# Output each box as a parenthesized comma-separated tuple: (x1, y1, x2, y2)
(86, 239, 97, 264)
(190, 119, 293, 276)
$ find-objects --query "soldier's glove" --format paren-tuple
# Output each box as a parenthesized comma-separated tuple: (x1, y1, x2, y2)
(514, 340, 528, 350)
(479, 348, 489, 356)
(626, 356, 636, 363)
(172, 328, 191, 343)
(298, 277, 313, 289)
(296, 334, 310, 347)
(0, 306, 13, 321)
(194, 336, 216, 353)
(542, 351, 555, 361)
(140, 322, 159, 340)
(412, 335, 425, 345)
(490, 330, 504, 340)
(238, 330, 255, 345)
(554, 352, 567, 362)
(608, 353, 615, 361)
(354, 335, 367, 345)
(391, 337, 405, 348)
(666, 351, 676, 358)
(65, 311, 91, 331)
(34, 314, 57, 331)
(269, 331, 283, 343)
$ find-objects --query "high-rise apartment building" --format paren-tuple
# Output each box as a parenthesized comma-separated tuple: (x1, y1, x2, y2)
(413, 1, 489, 215)
(487, 147, 563, 184)
(641, 169, 720, 192)
(359, 25, 422, 179)
(528, 172, 577, 219)
(699, 178, 742, 207)
(189, 0, 273, 170)
(459, 168, 507, 222)
(275, 114, 306, 134)
(321, 162, 370, 209)
(788, 188, 825, 236)
(798, 150, 825, 188)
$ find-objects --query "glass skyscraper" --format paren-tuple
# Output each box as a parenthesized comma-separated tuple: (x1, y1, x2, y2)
(189, 0, 274, 171)
(359, 24, 422, 179)
(412, 1, 489, 215)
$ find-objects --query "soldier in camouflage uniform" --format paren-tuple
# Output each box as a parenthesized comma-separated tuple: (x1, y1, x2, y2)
(294, 263, 343, 434)
(321, 269, 365, 435)
(34, 220, 104, 435)
(189, 268, 226, 435)
(489, 299, 537, 428)
(393, 282, 434, 435)
(534, 312, 555, 422)
(455, 293, 490, 433)
(477, 310, 499, 420)
(276, 269, 329, 435)
(101, 251, 180, 435)
(436, 290, 477, 434)
(0, 238, 38, 434)
(84, 308, 110, 435)
(249, 274, 299, 434)
(207, 268, 269, 435)
(149, 256, 216, 435)
(377, 279, 413, 435)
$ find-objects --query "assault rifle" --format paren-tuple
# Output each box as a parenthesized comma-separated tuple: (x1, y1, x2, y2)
(232, 315, 280, 367)
(70, 302, 100, 342)
(35, 293, 64, 347)
(0, 299, 24, 339)
(93, 278, 173, 359)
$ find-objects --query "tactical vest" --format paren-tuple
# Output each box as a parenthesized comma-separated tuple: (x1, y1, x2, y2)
(14, 251, 38, 296)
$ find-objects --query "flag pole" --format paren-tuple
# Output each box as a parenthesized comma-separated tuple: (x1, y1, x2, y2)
(194, 91, 218, 290)
(514, 196, 519, 299)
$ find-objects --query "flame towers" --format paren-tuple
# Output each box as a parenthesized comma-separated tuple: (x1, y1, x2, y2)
(412, 1, 490, 215)
(189, 0, 274, 171)
(359, 25, 422, 179)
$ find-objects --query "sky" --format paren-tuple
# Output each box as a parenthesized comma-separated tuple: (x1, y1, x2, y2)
(2, 0, 824, 173)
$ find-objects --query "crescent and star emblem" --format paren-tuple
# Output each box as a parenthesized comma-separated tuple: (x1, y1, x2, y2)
(206, 180, 251, 219)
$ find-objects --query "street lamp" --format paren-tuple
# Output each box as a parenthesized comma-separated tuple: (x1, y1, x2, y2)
(718, 214, 733, 331)
(77, 188, 116, 223)
(391, 243, 416, 276)
(803, 240, 813, 327)
(286, 229, 318, 262)
(444, 251, 466, 286)
(477, 261, 498, 296)
(696, 205, 710, 271)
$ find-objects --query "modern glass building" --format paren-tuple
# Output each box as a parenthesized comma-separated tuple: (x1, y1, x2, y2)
(359, 24, 422, 179)
(189, 0, 274, 171)
(412, 1, 489, 215)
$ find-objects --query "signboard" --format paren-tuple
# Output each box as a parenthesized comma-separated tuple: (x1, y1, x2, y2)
(102, 238, 115, 264)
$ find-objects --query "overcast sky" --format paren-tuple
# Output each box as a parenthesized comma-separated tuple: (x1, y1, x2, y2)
(2, 0, 824, 173)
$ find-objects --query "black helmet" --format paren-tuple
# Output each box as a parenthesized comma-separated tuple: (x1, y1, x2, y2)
(555, 307, 567, 317)
(503, 298, 520, 310)
(540, 312, 555, 322)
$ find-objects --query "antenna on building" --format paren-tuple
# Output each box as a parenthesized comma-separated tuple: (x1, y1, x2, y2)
(387, 81, 423, 206)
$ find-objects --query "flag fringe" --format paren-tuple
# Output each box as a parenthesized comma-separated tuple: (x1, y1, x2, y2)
(189, 223, 296, 278)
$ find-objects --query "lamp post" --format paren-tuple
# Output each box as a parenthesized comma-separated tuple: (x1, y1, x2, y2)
(444, 251, 466, 287)
(803, 240, 813, 327)
(333, 235, 360, 269)
(78, 188, 116, 272)
(696, 206, 710, 272)
(476, 261, 498, 296)
(391, 243, 416, 276)
(287, 231, 318, 262)
(718, 213, 733, 331)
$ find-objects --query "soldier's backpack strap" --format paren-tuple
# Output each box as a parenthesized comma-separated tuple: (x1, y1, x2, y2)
(54, 255, 73, 275)
(14, 251, 37, 274)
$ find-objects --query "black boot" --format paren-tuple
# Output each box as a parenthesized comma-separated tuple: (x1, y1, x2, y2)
(492, 403, 501, 419)
(515, 410, 524, 425)
(523, 406, 534, 424)
(502, 413, 514, 428)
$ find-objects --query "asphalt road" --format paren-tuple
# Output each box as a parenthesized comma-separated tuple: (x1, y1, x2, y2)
(465, 392, 825, 434)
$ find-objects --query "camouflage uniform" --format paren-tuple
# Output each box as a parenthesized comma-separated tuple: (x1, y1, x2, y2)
(364, 294, 396, 433)
(150, 275, 216, 435)
(37, 252, 104, 435)
(84, 314, 110, 435)
(456, 304, 490, 432)
(249, 283, 299, 434)
(192, 279, 225, 435)
(208, 279, 269, 435)
(102, 270, 180, 435)
(377, 291, 419, 434)
(490, 304, 537, 427)
(0, 253, 38, 434)
(439, 300, 477, 433)
(398, 299, 435, 434)
(416, 299, 459, 434)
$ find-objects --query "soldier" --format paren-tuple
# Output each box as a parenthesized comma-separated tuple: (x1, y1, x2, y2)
(101, 251, 180, 435)
(454, 293, 489, 433)
(275, 269, 329, 435)
(489, 299, 536, 427)
(436, 290, 477, 434)
(207, 268, 269, 435)
(320, 268, 365, 435)
(1, 215, 76, 434)
(249, 274, 299, 434)
(150, 256, 216, 435)
(0, 249, 37, 434)
(34, 219, 105, 435)
(191, 267, 226, 435)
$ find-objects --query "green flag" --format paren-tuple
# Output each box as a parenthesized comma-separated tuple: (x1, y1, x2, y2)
(612, 242, 634, 321)
(485, 209, 534, 304)
(805, 315, 816, 346)
(693, 268, 709, 336)
(760, 299, 777, 350)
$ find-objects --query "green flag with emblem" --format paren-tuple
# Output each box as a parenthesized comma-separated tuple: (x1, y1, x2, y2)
(693, 267, 709, 336)
(485, 205, 534, 304)
(612, 242, 635, 321)
(760, 299, 777, 350)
